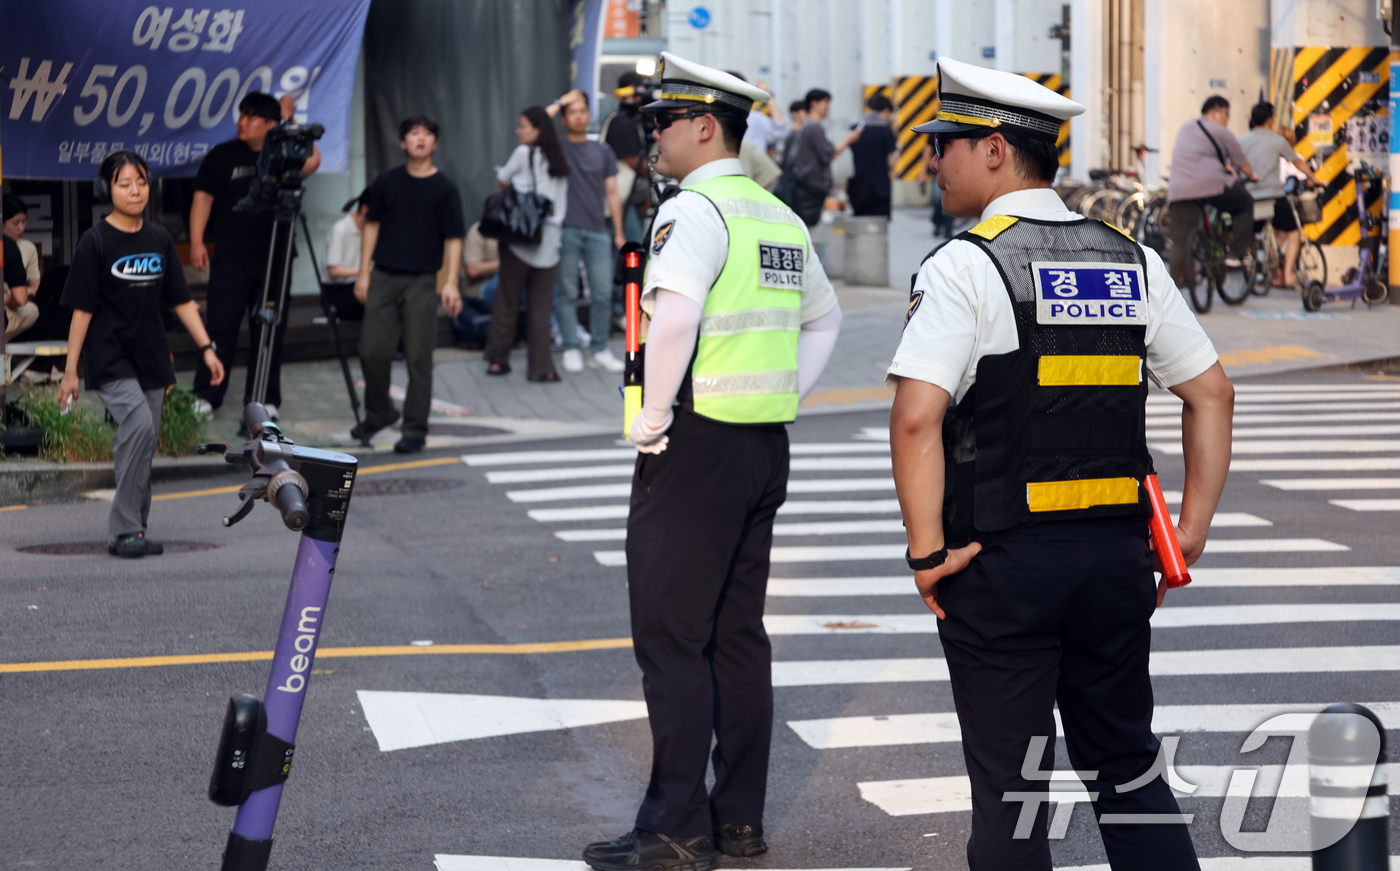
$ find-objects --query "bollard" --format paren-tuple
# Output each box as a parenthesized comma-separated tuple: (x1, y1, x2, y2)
(844, 215, 889, 287)
(1310, 703, 1389, 870)
(811, 212, 846, 280)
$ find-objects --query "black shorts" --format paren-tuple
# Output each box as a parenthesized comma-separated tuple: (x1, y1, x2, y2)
(1271, 197, 1299, 232)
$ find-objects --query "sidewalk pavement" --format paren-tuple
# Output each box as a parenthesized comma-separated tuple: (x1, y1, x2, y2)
(24, 207, 1400, 457)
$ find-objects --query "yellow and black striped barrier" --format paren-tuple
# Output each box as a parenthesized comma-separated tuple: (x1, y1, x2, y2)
(891, 72, 1073, 181)
(893, 75, 940, 181)
(1275, 46, 1392, 246)
(1020, 73, 1072, 168)
(863, 83, 893, 107)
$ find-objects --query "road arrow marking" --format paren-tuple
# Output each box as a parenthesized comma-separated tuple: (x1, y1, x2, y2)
(357, 691, 647, 752)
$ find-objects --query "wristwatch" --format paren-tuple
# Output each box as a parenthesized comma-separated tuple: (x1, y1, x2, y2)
(905, 546, 949, 572)
(199, 341, 217, 353)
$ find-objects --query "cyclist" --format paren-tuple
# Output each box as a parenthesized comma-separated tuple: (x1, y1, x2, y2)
(1238, 101, 1322, 288)
(1166, 95, 1259, 290)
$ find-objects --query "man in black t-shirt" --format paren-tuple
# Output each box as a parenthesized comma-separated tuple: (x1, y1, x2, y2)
(847, 94, 898, 217)
(189, 91, 320, 420)
(352, 116, 465, 454)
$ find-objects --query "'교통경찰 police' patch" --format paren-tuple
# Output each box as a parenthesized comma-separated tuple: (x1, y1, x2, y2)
(1032, 262, 1147, 326)
(757, 242, 803, 290)
(653, 220, 676, 254)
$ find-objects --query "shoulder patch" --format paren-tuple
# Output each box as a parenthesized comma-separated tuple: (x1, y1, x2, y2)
(1102, 220, 1135, 240)
(904, 288, 924, 329)
(652, 219, 676, 255)
(967, 214, 1019, 240)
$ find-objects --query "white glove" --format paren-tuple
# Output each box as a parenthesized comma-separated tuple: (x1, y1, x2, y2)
(630, 406, 673, 454)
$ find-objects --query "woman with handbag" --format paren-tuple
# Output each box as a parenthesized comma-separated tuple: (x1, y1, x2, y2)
(482, 106, 570, 381)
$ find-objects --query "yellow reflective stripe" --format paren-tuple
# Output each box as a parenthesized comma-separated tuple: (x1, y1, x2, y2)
(1038, 355, 1141, 386)
(1026, 477, 1140, 513)
(968, 214, 1019, 240)
(691, 369, 799, 398)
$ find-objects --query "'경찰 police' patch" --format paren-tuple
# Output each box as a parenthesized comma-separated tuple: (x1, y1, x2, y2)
(1032, 261, 1147, 326)
(757, 242, 803, 290)
(652, 220, 676, 255)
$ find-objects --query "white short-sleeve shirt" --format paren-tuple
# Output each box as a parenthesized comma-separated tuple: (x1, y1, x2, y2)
(641, 157, 838, 325)
(886, 188, 1218, 403)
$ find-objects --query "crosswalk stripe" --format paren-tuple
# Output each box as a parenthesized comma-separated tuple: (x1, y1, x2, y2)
(1330, 499, 1400, 511)
(1061, 859, 1400, 871)
(1153, 400, 1400, 413)
(528, 499, 905, 523)
(1262, 477, 1400, 490)
(856, 763, 1400, 816)
(1233, 383, 1400, 391)
(1233, 457, 1400, 471)
(788, 702, 1400, 749)
(595, 537, 1344, 564)
(1153, 439, 1400, 455)
(1150, 424, 1400, 439)
(563, 513, 1267, 542)
(487, 465, 634, 484)
(759, 603, 1400, 636)
(769, 645, 1400, 686)
(765, 566, 1400, 597)
(1150, 392, 1400, 405)
(1159, 417, 1400, 431)
(490, 457, 892, 483)
(510, 478, 898, 503)
(463, 444, 892, 467)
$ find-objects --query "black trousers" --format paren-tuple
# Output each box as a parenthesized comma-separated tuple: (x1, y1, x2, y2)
(1167, 184, 1253, 290)
(625, 410, 789, 836)
(937, 518, 1199, 871)
(193, 249, 288, 409)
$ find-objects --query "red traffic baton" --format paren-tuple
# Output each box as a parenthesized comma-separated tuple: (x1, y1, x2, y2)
(1145, 473, 1191, 588)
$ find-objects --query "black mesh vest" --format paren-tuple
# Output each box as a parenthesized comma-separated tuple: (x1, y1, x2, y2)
(940, 215, 1155, 547)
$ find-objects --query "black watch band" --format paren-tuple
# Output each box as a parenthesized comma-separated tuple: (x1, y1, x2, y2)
(199, 341, 216, 353)
(905, 546, 948, 571)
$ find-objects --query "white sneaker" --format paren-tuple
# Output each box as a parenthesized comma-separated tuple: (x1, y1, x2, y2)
(562, 349, 584, 373)
(263, 403, 280, 421)
(589, 348, 625, 373)
(193, 399, 214, 420)
(550, 324, 564, 349)
(613, 315, 628, 332)
(576, 325, 591, 346)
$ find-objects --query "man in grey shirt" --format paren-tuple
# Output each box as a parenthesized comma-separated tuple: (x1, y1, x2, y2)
(785, 89, 859, 226)
(1238, 101, 1323, 287)
(1166, 96, 1258, 289)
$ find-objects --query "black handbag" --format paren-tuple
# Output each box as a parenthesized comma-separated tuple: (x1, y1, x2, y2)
(775, 172, 828, 226)
(479, 146, 553, 245)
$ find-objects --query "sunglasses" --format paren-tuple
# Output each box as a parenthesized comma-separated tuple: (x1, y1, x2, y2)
(652, 108, 713, 131)
(931, 130, 988, 159)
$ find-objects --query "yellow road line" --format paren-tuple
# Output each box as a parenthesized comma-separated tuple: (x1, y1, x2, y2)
(0, 503, 28, 511)
(151, 455, 465, 502)
(0, 636, 633, 674)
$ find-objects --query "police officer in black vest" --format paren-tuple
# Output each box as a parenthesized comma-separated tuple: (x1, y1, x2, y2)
(887, 58, 1234, 869)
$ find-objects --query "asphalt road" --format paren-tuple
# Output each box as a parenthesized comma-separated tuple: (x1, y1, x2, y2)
(4, 367, 1399, 871)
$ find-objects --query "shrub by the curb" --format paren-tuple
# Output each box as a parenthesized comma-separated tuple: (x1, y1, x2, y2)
(14, 384, 207, 463)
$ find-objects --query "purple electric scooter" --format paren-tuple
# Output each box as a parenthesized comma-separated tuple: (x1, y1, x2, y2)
(199, 402, 359, 871)
(1303, 161, 1389, 311)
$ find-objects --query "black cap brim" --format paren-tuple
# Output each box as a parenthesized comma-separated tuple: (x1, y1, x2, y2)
(640, 98, 697, 113)
(911, 117, 983, 135)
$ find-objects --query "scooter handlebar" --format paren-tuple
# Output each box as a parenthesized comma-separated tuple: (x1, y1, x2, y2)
(268, 470, 309, 531)
(243, 403, 274, 439)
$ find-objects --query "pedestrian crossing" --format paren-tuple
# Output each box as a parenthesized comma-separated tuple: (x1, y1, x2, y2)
(445, 378, 1397, 865)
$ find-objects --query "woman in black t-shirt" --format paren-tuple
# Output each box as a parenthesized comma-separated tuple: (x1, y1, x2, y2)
(58, 151, 225, 558)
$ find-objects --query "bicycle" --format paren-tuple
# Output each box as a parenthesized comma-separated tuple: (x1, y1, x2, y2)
(1248, 179, 1327, 295)
(1186, 202, 1255, 313)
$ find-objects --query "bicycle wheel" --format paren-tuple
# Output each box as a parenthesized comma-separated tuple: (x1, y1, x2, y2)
(1115, 192, 1146, 234)
(1363, 268, 1389, 306)
(1187, 232, 1213, 313)
(1084, 189, 1127, 222)
(1217, 243, 1256, 305)
(1249, 229, 1275, 296)
(1137, 195, 1168, 256)
(1295, 237, 1328, 288)
(1065, 184, 1101, 213)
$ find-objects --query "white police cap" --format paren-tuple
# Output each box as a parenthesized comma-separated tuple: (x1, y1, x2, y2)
(642, 52, 771, 115)
(912, 57, 1084, 142)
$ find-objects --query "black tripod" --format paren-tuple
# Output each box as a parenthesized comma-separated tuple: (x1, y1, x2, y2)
(243, 179, 370, 446)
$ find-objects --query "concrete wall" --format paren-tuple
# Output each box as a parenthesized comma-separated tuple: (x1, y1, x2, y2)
(1272, 0, 1388, 47)
(1140, 0, 1270, 186)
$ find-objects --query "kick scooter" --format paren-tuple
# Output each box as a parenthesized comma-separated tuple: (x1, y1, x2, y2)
(1303, 161, 1389, 311)
(199, 402, 359, 870)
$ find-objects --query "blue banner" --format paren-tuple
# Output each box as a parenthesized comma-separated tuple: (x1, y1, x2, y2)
(1, 0, 370, 179)
(568, 0, 606, 111)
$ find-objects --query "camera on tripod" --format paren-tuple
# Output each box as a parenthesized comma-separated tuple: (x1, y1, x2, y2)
(234, 122, 325, 215)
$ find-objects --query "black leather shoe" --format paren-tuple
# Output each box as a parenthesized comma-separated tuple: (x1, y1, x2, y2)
(109, 532, 164, 558)
(393, 436, 425, 454)
(582, 829, 719, 871)
(715, 823, 766, 857)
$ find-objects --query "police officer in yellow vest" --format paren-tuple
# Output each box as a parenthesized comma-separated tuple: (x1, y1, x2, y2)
(582, 54, 843, 871)
(888, 59, 1234, 869)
